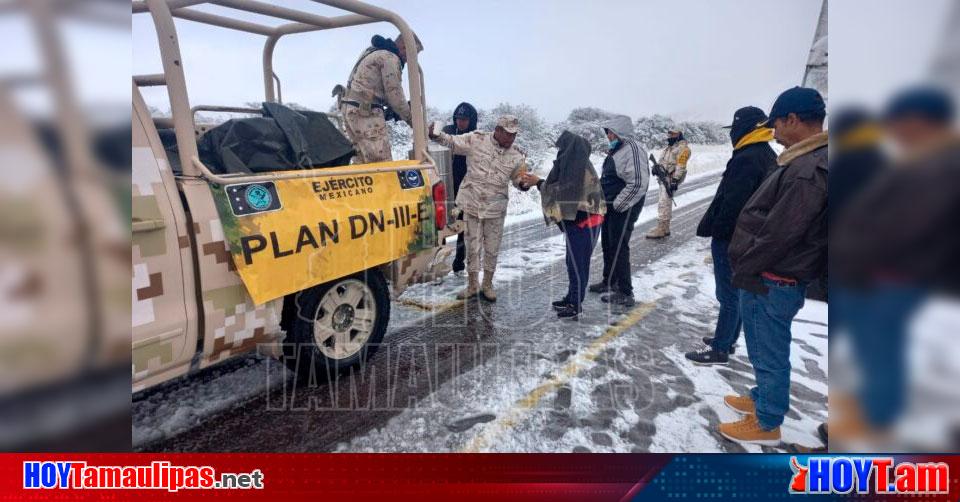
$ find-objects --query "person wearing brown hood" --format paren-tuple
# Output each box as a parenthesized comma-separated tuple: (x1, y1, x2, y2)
(720, 87, 828, 446)
(520, 131, 606, 319)
(684, 106, 777, 366)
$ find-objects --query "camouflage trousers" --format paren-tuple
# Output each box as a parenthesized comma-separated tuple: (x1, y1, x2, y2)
(462, 212, 506, 275)
(341, 105, 392, 164)
(657, 182, 674, 227)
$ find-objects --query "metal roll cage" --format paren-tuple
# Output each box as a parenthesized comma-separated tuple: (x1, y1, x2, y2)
(132, 0, 431, 180)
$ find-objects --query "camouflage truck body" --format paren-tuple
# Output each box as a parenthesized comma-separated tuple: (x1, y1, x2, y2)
(132, 87, 446, 392)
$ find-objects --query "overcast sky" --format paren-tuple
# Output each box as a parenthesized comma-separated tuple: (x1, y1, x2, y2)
(132, 0, 829, 123)
(830, 0, 954, 108)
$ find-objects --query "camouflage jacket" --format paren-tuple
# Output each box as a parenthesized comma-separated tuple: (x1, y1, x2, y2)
(435, 131, 525, 218)
(658, 139, 691, 182)
(346, 49, 411, 123)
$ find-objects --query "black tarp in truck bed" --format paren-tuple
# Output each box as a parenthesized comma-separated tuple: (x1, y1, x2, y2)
(161, 102, 354, 174)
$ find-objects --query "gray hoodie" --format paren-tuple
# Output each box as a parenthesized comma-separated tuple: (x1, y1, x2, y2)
(599, 116, 649, 212)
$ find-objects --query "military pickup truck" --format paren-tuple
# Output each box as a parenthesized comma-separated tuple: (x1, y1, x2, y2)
(132, 0, 454, 391)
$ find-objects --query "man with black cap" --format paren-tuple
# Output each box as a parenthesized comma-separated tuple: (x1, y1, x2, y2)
(829, 106, 886, 219)
(646, 129, 691, 239)
(684, 106, 777, 366)
(720, 87, 828, 446)
(442, 102, 479, 273)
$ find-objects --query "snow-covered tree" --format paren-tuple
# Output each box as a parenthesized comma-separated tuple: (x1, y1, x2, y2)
(634, 114, 726, 149)
(387, 106, 447, 159)
(558, 107, 627, 153)
(475, 102, 553, 170)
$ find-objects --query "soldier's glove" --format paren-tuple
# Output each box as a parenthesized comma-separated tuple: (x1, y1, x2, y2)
(669, 180, 679, 193)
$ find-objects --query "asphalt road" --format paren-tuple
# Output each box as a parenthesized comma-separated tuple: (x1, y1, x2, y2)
(142, 193, 729, 452)
(139, 170, 827, 453)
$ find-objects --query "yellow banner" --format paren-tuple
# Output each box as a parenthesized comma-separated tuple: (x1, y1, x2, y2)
(211, 160, 437, 305)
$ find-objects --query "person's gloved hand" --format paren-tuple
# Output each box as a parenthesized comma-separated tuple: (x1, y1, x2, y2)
(669, 179, 679, 193)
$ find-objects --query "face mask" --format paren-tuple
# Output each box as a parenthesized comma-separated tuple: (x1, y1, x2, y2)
(608, 139, 621, 150)
(667, 136, 679, 146)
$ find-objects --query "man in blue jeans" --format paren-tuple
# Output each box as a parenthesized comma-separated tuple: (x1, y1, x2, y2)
(686, 106, 777, 365)
(830, 86, 958, 447)
(721, 87, 828, 445)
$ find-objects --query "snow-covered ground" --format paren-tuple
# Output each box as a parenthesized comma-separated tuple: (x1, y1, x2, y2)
(133, 171, 726, 448)
(133, 143, 736, 448)
(132, 353, 286, 447)
(139, 141, 837, 453)
(395, 181, 725, 316)
(339, 238, 828, 453)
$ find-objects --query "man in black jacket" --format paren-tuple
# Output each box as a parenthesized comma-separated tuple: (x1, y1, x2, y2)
(719, 87, 828, 446)
(441, 102, 478, 273)
(829, 106, 886, 219)
(685, 106, 776, 365)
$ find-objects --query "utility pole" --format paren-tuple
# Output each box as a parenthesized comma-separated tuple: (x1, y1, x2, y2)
(802, 0, 828, 101)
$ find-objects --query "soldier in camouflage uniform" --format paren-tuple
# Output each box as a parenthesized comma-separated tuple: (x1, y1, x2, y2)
(647, 129, 691, 239)
(336, 34, 421, 163)
(429, 115, 527, 302)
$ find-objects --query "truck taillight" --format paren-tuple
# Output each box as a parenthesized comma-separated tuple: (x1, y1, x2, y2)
(432, 182, 446, 230)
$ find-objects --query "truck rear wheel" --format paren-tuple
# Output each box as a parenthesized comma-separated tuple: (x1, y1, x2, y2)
(283, 269, 389, 384)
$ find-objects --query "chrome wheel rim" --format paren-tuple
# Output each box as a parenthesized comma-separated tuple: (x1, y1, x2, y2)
(312, 279, 376, 360)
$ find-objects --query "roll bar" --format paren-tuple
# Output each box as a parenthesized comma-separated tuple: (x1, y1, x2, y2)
(133, 0, 429, 178)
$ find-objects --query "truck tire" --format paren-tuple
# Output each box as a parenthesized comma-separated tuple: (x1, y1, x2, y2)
(283, 269, 389, 384)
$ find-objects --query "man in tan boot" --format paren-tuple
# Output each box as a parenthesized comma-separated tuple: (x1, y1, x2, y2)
(720, 86, 828, 446)
(646, 129, 690, 239)
(717, 394, 780, 445)
(430, 115, 527, 302)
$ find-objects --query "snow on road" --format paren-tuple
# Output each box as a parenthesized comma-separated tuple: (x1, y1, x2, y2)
(133, 141, 796, 451)
(395, 182, 725, 316)
(132, 353, 287, 447)
(339, 239, 829, 453)
(134, 147, 729, 449)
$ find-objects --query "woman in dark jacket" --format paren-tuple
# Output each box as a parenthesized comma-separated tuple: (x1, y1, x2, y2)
(521, 131, 606, 319)
(686, 106, 777, 365)
(441, 102, 478, 273)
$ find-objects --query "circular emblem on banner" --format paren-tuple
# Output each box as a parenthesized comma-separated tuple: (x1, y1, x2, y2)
(245, 184, 272, 210)
(405, 170, 422, 186)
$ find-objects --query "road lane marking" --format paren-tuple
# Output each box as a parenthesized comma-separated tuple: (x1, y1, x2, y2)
(460, 301, 658, 452)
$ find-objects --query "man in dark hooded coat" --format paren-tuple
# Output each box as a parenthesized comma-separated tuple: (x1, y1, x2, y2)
(441, 102, 478, 273)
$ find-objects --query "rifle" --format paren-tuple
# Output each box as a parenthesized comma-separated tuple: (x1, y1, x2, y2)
(649, 154, 677, 205)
